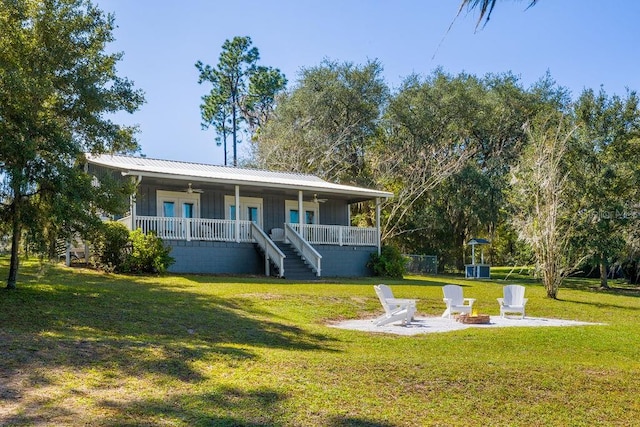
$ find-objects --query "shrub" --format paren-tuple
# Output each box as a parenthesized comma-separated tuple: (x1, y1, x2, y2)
(121, 229, 174, 274)
(93, 222, 131, 272)
(367, 245, 408, 278)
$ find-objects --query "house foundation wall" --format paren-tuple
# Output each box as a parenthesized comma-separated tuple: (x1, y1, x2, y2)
(314, 245, 376, 277)
(165, 240, 263, 275)
(163, 239, 375, 277)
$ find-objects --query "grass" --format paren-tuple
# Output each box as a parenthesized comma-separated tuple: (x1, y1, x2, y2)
(1, 259, 639, 426)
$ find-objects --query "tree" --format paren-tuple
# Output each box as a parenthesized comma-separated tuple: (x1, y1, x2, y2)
(373, 72, 479, 243)
(421, 72, 570, 270)
(458, 0, 539, 29)
(196, 36, 286, 166)
(374, 70, 545, 251)
(570, 88, 640, 288)
(252, 59, 388, 185)
(243, 66, 288, 135)
(0, 0, 144, 289)
(508, 114, 578, 298)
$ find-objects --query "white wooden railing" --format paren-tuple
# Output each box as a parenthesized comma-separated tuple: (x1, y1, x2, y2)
(251, 223, 286, 278)
(118, 217, 379, 249)
(285, 224, 322, 277)
(132, 216, 253, 242)
(117, 215, 133, 229)
(288, 223, 378, 246)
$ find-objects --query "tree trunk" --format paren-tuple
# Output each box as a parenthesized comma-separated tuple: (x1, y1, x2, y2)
(543, 263, 559, 299)
(599, 255, 609, 289)
(7, 216, 21, 290)
(232, 91, 238, 167)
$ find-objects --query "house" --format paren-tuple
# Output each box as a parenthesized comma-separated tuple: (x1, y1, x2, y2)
(86, 154, 393, 279)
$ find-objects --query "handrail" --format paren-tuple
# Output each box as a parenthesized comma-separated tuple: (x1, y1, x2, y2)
(117, 215, 133, 230)
(251, 223, 286, 278)
(284, 223, 322, 277)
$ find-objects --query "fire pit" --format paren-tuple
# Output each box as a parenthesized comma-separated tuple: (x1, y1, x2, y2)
(456, 313, 491, 324)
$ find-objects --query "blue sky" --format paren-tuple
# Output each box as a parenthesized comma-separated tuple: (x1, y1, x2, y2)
(98, 0, 640, 165)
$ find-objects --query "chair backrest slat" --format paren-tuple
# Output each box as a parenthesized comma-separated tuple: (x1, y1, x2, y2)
(374, 284, 393, 314)
(504, 285, 525, 305)
(443, 284, 464, 305)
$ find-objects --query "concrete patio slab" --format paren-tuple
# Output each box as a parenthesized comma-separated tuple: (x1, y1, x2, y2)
(329, 315, 603, 335)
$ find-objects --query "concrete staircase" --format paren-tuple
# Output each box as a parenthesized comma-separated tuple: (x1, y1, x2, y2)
(273, 241, 318, 281)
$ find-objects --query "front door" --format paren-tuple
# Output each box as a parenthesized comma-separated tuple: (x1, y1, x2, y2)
(224, 196, 263, 227)
(285, 200, 318, 225)
(157, 190, 200, 239)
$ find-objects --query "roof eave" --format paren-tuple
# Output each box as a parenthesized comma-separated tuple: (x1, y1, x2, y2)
(120, 169, 393, 200)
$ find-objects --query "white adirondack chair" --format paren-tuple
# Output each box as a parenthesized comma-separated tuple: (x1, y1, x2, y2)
(497, 285, 528, 318)
(373, 284, 417, 326)
(441, 284, 476, 319)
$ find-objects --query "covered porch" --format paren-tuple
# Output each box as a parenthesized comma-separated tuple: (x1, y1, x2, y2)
(87, 154, 393, 278)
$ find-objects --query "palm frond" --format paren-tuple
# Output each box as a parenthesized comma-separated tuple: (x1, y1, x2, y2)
(459, 0, 539, 29)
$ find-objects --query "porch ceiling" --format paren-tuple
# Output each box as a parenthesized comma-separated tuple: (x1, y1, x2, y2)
(87, 154, 393, 203)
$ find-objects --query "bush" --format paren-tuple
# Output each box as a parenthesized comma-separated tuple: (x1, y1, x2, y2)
(93, 224, 174, 274)
(93, 222, 130, 272)
(367, 245, 408, 279)
(121, 229, 174, 274)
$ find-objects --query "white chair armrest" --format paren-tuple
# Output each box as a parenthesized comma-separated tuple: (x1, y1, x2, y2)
(464, 298, 476, 305)
(523, 298, 529, 305)
(497, 298, 504, 306)
(387, 298, 416, 306)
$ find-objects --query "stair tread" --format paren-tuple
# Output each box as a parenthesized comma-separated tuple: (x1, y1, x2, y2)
(270, 241, 318, 280)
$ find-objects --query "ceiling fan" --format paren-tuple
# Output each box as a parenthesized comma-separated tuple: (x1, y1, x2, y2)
(186, 183, 204, 194)
(311, 193, 328, 203)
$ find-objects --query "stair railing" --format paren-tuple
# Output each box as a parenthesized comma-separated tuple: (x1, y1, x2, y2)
(284, 224, 322, 277)
(251, 223, 286, 278)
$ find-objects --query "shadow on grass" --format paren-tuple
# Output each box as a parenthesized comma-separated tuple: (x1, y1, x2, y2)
(328, 417, 397, 427)
(562, 277, 640, 296)
(3, 384, 288, 426)
(554, 296, 640, 312)
(0, 261, 340, 424)
(94, 387, 397, 426)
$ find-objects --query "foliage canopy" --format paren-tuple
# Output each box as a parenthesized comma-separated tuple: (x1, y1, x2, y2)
(0, 0, 144, 288)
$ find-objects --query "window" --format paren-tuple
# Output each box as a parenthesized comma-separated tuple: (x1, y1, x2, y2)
(163, 201, 175, 217)
(248, 206, 259, 223)
(183, 203, 194, 219)
(289, 209, 299, 224)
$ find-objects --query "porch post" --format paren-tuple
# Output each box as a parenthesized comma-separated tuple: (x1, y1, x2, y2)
(130, 193, 136, 231)
(298, 190, 304, 238)
(131, 175, 141, 231)
(235, 185, 240, 243)
(65, 239, 71, 267)
(376, 198, 381, 255)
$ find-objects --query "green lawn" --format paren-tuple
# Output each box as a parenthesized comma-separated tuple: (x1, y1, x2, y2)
(1, 259, 639, 426)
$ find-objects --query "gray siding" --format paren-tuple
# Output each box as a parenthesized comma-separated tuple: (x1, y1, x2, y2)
(319, 200, 349, 225)
(135, 182, 351, 229)
(262, 193, 286, 233)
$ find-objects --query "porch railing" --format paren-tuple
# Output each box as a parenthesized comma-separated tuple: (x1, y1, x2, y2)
(116, 217, 379, 248)
(285, 224, 322, 277)
(131, 216, 253, 242)
(288, 223, 378, 246)
(251, 223, 286, 278)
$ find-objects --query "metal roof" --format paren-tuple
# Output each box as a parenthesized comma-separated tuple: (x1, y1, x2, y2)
(467, 238, 491, 245)
(86, 154, 393, 200)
